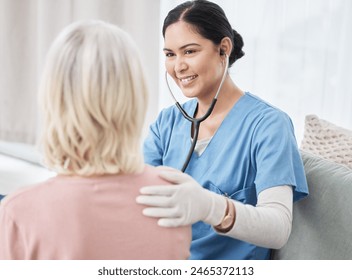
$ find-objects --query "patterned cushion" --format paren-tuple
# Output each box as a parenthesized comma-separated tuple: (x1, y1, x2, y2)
(300, 115, 352, 169)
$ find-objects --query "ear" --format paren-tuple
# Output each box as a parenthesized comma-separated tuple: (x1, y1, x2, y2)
(219, 37, 233, 56)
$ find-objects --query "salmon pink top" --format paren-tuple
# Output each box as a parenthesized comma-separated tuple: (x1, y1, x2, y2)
(0, 165, 191, 260)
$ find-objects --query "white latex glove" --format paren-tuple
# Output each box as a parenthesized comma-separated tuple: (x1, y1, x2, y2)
(136, 168, 227, 227)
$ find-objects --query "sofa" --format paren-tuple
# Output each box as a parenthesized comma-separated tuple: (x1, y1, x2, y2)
(272, 115, 352, 259)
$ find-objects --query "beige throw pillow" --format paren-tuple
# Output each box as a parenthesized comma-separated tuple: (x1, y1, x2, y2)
(301, 115, 352, 169)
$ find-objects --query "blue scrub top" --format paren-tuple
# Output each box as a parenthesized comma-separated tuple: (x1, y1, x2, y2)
(144, 92, 308, 260)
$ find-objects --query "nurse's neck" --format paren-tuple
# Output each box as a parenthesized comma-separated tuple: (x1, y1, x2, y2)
(196, 78, 243, 119)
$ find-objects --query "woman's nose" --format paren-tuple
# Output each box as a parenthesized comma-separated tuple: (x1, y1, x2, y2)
(174, 57, 188, 74)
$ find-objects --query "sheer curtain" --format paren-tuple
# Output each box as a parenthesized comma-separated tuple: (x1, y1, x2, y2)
(0, 0, 161, 145)
(158, 0, 352, 142)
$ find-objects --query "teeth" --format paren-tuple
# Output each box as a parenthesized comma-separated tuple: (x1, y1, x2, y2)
(180, 75, 197, 82)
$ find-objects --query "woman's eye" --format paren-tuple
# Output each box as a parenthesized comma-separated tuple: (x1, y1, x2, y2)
(185, 49, 195, 55)
(165, 52, 175, 57)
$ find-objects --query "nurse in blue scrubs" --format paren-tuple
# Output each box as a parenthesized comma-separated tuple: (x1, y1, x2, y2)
(137, 0, 308, 260)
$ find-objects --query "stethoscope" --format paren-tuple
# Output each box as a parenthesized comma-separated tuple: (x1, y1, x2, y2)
(165, 54, 229, 172)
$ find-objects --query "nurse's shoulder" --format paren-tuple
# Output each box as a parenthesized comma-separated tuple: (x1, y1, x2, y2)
(244, 92, 294, 129)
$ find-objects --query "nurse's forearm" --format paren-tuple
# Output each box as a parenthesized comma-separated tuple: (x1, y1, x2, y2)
(217, 185, 293, 249)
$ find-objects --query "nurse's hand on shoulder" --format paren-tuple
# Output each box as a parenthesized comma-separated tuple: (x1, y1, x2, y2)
(136, 167, 227, 227)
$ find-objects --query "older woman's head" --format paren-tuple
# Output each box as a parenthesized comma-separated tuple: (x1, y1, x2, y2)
(39, 20, 148, 176)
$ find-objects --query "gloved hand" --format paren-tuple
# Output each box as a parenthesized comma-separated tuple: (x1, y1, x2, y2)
(136, 167, 227, 227)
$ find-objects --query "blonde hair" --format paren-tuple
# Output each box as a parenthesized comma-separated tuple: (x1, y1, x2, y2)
(39, 20, 148, 176)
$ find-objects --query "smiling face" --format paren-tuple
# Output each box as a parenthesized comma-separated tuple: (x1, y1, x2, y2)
(163, 21, 225, 101)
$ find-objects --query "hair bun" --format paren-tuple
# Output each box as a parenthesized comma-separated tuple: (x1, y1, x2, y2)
(231, 29, 245, 63)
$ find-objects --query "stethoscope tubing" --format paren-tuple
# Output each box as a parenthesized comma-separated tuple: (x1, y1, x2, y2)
(165, 55, 229, 172)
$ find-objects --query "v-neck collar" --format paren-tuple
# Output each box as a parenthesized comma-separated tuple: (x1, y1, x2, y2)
(177, 93, 249, 175)
(185, 93, 248, 157)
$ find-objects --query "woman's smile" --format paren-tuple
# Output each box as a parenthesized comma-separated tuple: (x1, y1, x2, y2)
(178, 74, 198, 86)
